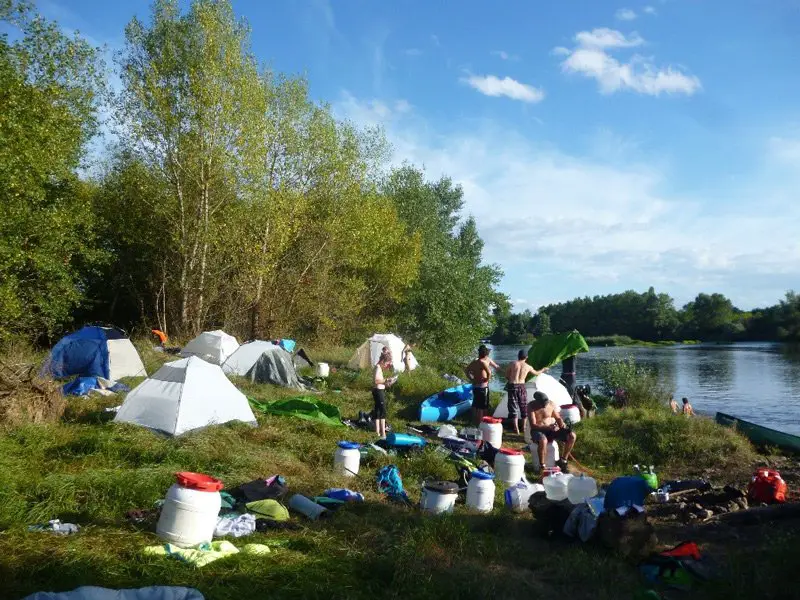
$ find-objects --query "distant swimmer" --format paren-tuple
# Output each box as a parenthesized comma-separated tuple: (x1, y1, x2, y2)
(682, 397, 694, 417)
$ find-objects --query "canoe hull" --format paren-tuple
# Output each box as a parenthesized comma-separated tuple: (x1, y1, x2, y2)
(419, 384, 473, 422)
(715, 412, 800, 453)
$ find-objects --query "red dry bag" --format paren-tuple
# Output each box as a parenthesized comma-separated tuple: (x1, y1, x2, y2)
(747, 469, 787, 504)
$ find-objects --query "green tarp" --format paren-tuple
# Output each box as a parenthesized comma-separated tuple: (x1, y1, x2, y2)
(248, 397, 344, 427)
(526, 331, 589, 370)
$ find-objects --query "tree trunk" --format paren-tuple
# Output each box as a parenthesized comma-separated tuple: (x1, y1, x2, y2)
(249, 224, 270, 339)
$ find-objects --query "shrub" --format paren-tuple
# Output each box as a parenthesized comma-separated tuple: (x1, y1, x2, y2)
(597, 355, 671, 409)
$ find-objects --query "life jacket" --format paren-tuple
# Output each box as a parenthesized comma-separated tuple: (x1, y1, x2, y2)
(747, 469, 787, 504)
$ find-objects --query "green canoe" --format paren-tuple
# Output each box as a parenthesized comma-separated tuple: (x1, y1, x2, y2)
(715, 412, 800, 453)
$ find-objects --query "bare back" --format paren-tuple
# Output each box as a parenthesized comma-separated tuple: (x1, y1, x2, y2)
(506, 359, 534, 384)
(466, 358, 492, 387)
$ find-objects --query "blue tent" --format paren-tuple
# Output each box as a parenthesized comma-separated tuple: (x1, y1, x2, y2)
(43, 326, 131, 379)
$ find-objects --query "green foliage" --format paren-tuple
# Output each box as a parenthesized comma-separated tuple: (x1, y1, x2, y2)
(383, 165, 502, 359)
(0, 0, 105, 342)
(575, 407, 757, 475)
(597, 355, 672, 409)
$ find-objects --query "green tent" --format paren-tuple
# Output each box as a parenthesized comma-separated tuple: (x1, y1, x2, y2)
(526, 331, 589, 370)
(249, 397, 344, 427)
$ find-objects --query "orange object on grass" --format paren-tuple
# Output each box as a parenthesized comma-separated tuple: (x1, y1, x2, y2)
(151, 329, 168, 344)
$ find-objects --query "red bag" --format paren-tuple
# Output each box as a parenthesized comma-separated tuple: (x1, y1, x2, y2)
(747, 469, 787, 504)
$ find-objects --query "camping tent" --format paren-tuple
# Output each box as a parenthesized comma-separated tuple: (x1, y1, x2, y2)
(180, 330, 239, 365)
(492, 373, 572, 419)
(221, 341, 279, 376)
(246, 347, 305, 389)
(114, 356, 256, 436)
(348, 334, 418, 373)
(42, 326, 146, 381)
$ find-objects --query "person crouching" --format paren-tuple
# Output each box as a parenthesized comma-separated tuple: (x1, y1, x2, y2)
(529, 391, 576, 473)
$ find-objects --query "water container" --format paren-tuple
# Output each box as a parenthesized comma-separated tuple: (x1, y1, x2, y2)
(567, 473, 598, 504)
(334, 441, 361, 477)
(543, 472, 573, 501)
(560, 404, 581, 425)
(386, 432, 426, 448)
(420, 480, 459, 515)
(529, 440, 560, 470)
(494, 448, 526, 485)
(288, 494, 328, 520)
(466, 471, 495, 513)
(315, 362, 330, 378)
(504, 481, 545, 512)
(156, 472, 223, 547)
(479, 417, 503, 449)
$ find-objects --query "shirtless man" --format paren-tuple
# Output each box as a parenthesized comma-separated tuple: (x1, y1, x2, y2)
(465, 345, 500, 425)
(682, 397, 694, 417)
(504, 349, 547, 435)
(529, 391, 576, 472)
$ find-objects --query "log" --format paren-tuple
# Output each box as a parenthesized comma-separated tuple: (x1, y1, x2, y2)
(714, 502, 800, 526)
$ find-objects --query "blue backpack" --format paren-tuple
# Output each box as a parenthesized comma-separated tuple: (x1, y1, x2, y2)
(376, 465, 411, 505)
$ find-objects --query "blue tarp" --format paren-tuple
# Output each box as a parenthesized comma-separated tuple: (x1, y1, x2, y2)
(278, 339, 296, 353)
(62, 376, 130, 397)
(42, 326, 123, 379)
(23, 586, 204, 600)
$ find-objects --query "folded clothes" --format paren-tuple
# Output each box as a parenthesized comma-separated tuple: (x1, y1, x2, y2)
(144, 541, 270, 568)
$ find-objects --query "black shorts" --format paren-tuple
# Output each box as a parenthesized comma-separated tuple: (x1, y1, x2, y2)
(372, 388, 387, 419)
(531, 428, 572, 443)
(472, 387, 489, 410)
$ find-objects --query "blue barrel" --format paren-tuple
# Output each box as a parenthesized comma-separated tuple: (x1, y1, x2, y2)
(385, 432, 426, 447)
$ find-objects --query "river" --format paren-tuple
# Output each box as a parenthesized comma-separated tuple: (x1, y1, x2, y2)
(488, 342, 800, 435)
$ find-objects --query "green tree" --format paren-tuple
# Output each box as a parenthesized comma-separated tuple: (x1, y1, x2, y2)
(776, 291, 800, 341)
(0, 0, 105, 342)
(383, 165, 501, 358)
(681, 293, 739, 340)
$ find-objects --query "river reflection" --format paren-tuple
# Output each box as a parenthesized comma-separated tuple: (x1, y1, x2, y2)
(489, 342, 800, 435)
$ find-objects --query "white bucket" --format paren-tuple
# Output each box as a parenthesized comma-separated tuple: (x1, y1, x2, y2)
(156, 484, 221, 547)
(420, 481, 459, 515)
(504, 481, 545, 512)
(334, 441, 361, 477)
(494, 449, 526, 485)
(466, 472, 495, 513)
(529, 440, 560, 470)
(316, 362, 330, 378)
(479, 418, 503, 449)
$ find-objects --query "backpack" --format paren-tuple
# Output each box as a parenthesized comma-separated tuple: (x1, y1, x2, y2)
(747, 469, 787, 504)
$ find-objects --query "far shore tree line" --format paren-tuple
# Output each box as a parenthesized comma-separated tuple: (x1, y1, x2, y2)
(491, 288, 800, 345)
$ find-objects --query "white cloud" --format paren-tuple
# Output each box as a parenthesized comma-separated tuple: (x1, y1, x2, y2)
(335, 94, 800, 309)
(643, 6, 658, 15)
(491, 50, 520, 61)
(462, 74, 545, 103)
(404, 48, 423, 57)
(615, 8, 637, 21)
(769, 136, 800, 164)
(557, 28, 701, 96)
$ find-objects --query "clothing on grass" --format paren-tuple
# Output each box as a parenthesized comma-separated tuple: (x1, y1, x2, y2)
(143, 541, 269, 568)
(376, 465, 411, 504)
(28, 519, 80, 535)
(323, 488, 365, 503)
(563, 503, 599, 542)
(214, 513, 256, 538)
(245, 499, 290, 521)
(506, 383, 528, 419)
(231, 476, 287, 503)
(23, 586, 204, 600)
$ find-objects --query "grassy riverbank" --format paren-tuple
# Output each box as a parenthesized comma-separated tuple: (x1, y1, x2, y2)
(0, 342, 795, 599)
(585, 335, 702, 348)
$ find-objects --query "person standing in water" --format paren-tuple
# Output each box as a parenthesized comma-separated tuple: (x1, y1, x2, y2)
(670, 397, 679, 414)
(373, 347, 397, 438)
(466, 345, 500, 425)
(505, 349, 548, 435)
(682, 397, 694, 417)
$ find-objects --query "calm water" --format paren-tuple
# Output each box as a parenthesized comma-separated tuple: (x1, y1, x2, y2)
(489, 343, 800, 435)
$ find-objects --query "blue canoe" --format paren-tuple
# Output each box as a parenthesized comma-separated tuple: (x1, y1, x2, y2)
(419, 384, 474, 422)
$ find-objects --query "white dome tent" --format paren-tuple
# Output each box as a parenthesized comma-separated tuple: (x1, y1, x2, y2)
(114, 356, 257, 436)
(348, 333, 418, 373)
(180, 330, 239, 365)
(493, 373, 571, 421)
(221, 340, 279, 376)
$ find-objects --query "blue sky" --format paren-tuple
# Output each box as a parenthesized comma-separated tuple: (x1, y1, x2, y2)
(36, 0, 800, 311)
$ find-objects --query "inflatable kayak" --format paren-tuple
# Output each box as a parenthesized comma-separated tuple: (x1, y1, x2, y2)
(419, 384, 473, 422)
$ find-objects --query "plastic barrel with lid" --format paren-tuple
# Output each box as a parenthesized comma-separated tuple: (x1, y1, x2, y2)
(494, 447, 526, 485)
(466, 470, 496, 513)
(156, 472, 223, 547)
(334, 441, 361, 477)
(479, 416, 503, 449)
(420, 480, 459, 515)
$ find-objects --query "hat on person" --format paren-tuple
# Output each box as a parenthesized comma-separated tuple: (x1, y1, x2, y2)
(533, 391, 549, 404)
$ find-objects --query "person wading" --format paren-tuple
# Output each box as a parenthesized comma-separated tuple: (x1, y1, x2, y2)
(372, 347, 397, 438)
(466, 345, 500, 424)
(504, 349, 547, 435)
